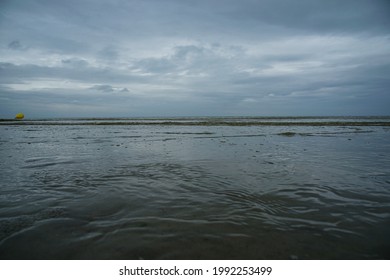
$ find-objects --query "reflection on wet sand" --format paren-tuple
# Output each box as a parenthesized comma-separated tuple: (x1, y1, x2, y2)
(0, 117, 389, 259)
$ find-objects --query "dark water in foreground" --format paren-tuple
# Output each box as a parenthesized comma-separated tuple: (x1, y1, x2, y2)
(1, 117, 390, 259)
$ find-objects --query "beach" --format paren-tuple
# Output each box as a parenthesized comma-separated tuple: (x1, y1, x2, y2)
(0, 117, 389, 259)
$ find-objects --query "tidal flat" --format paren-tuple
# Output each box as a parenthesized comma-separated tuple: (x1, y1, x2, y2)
(0, 117, 389, 259)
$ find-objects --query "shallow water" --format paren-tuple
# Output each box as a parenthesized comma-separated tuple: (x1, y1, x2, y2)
(1, 118, 390, 259)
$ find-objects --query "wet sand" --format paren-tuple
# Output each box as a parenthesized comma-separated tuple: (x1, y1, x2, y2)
(0, 117, 389, 259)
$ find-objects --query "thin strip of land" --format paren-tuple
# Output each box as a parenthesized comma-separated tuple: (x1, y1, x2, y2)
(1, 120, 390, 126)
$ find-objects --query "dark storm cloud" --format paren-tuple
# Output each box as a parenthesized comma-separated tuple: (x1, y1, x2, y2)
(0, 0, 389, 117)
(7, 40, 23, 50)
(90, 84, 114, 92)
(0, 61, 148, 85)
(98, 46, 119, 61)
(214, 0, 390, 34)
(61, 58, 89, 68)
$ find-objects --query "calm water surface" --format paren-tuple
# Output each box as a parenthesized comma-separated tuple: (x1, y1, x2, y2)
(1, 118, 390, 259)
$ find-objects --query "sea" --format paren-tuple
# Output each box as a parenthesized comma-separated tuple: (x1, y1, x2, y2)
(0, 116, 389, 259)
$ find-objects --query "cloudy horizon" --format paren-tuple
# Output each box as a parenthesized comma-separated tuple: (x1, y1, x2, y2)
(1, 0, 389, 118)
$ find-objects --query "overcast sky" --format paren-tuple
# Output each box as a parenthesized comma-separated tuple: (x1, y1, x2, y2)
(1, 0, 389, 118)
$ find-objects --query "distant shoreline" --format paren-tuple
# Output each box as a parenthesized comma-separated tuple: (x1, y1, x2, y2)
(0, 117, 390, 127)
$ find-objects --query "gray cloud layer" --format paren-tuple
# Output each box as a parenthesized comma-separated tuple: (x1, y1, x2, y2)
(0, 0, 389, 117)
